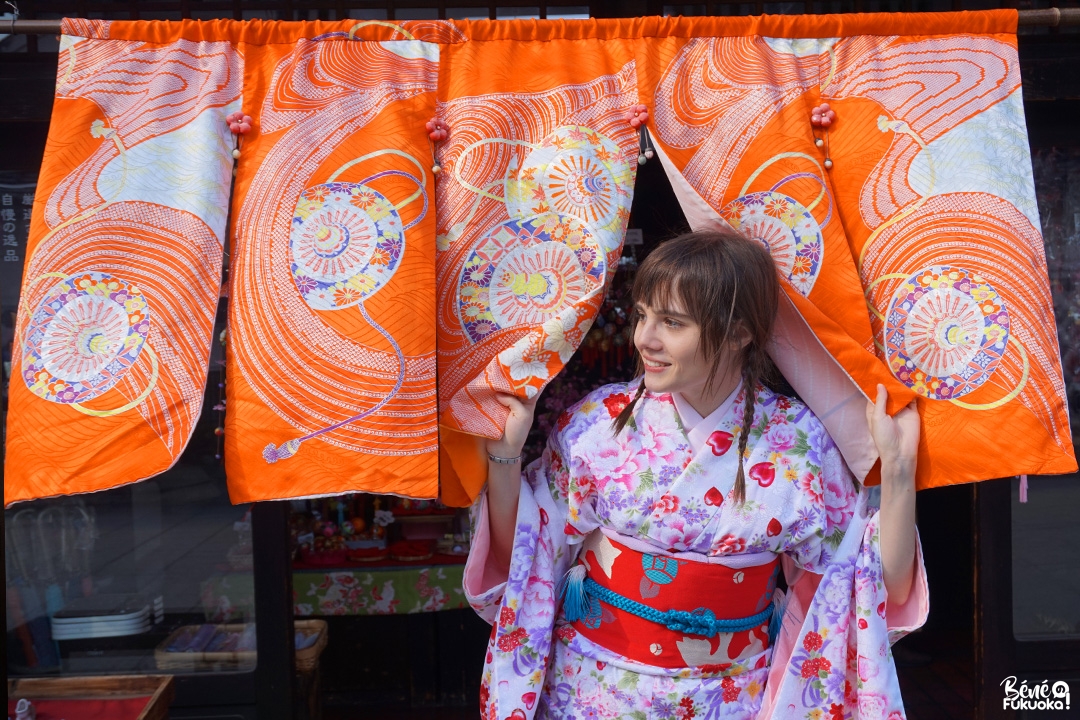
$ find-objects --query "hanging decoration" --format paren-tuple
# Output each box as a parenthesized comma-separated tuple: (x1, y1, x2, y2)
(5, 12, 1073, 508)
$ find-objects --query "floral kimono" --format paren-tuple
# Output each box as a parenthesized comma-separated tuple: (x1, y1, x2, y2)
(465, 381, 928, 720)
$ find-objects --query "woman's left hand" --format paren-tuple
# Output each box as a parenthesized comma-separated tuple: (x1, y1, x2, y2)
(865, 383, 920, 475)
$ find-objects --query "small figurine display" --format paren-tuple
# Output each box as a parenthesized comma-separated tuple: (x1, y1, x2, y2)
(288, 493, 469, 567)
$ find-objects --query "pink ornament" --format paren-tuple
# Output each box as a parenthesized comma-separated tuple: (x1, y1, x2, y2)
(226, 111, 254, 135)
(426, 118, 449, 142)
(810, 103, 836, 128)
(623, 103, 649, 128)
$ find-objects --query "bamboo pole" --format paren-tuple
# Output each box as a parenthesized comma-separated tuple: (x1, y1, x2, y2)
(3, 8, 1080, 34)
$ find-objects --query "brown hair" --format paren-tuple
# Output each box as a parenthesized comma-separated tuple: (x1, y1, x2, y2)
(612, 229, 780, 504)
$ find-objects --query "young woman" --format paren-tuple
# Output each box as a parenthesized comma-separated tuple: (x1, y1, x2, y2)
(465, 231, 927, 720)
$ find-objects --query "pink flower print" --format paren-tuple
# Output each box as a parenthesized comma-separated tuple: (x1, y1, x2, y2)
(799, 470, 824, 504)
(652, 493, 680, 516)
(823, 472, 854, 527)
(764, 421, 797, 451)
(858, 692, 888, 720)
(712, 533, 746, 556)
(858, 654, 879, 683)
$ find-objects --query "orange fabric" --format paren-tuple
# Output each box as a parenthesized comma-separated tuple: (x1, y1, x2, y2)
(434, 33, 640, 504)
(639, 19, 1075, 488)
(9, 11, 1070, 506)
(4, 26, 237, 506)
(221, 25, 446, 502)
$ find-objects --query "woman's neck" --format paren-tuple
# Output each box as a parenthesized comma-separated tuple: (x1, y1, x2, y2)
(678, 372, 743, 418)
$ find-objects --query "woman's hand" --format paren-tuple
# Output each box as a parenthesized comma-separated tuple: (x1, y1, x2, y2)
(865, 383, 920, 475)
(866, 383, 919, 606)
(486, 391, 542, 460)
(486, 389, 542, 574)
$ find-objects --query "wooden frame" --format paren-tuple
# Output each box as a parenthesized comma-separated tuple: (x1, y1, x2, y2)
(7, 674, 175, 720)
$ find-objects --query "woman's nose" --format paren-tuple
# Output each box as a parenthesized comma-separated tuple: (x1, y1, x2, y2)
(635, 319, 661, 350)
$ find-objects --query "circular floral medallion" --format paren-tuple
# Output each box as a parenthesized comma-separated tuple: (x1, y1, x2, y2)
(458, 214, 604, 343)
(885, 266, 1010, 400)
(289, 182, 404, 310)
(22, 272, 150, 404)
(720, 191, 824, 296)
(505, 126, 633, 255)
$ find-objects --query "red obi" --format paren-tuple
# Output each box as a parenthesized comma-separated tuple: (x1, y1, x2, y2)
(567, 533, 778, 669)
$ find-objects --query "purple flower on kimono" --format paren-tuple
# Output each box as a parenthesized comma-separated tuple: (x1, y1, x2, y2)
(659, 464, 681, 484)
(806, 422, 830, 466)
(653, 699, 676, 717)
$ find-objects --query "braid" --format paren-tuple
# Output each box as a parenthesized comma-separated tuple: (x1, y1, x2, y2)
(612, 379, 647, 435)
(732, 365, 758, 505)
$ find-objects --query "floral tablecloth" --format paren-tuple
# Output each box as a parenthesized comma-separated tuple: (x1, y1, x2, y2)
(201, 564, 467, 619)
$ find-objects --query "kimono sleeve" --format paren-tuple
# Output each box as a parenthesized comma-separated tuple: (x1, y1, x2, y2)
(462, 422, 590, 720)
(760, 428, 929, 719)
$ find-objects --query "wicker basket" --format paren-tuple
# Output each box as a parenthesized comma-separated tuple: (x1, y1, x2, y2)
(155, 623, 256, 671)
(294, 619, 327, 674)
(155, 620, 326, 673)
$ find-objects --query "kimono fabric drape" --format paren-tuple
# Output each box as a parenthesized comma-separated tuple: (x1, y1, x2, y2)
(4, 11, 1075, 507)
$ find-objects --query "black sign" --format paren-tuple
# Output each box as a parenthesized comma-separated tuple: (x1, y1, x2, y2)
(0, 183, 35, 314)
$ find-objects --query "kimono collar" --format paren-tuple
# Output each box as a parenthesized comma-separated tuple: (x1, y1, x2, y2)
(671, 382, 743, 455)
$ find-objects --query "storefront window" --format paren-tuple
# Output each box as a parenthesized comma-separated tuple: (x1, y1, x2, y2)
(1012, 146, 1080, 640)
(2, 184, 257, 673)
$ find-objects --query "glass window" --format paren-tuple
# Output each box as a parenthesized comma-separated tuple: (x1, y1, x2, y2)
(1012, 146, 1080, 640)
(3, 187, 256, 672)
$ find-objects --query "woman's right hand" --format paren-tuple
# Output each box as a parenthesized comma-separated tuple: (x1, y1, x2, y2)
(486, 391, 542, 460)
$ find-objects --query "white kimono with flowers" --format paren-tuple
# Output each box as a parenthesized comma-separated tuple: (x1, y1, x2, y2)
(465, 381, 928, 720)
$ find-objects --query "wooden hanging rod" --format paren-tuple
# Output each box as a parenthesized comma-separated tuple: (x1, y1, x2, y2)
(4, 8, 1080, 34)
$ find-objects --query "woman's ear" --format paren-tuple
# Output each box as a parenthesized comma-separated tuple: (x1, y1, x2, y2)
(731, 321, 752, 350)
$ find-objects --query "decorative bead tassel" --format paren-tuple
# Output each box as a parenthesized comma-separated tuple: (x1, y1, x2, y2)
(559, 565, 589, 623)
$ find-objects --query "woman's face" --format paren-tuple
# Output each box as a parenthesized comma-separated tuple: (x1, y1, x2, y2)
(633, 296, 716, 400)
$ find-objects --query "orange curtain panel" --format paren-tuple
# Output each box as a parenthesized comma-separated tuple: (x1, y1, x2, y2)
(433, 28, 640, 505)
(4, 19, 239, 505)
(635, 10, 1076, 489)
(6, 12, 1074, 506)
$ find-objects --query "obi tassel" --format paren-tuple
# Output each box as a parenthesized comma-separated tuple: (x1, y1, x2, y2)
(560, 565, 589, 623)
(768, 590, 785, 647)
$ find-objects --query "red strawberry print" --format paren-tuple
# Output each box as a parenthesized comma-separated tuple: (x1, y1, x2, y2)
(721, 677, 739, 703)
(766, 518, 782, 537)
(603, 392, 631, 418)
(704, 487, 724, 506)
(750, 462, 775, 487)
(707, 431, 734, 456)
(803, 631, 823, 652)
(858, 617, 868, 630)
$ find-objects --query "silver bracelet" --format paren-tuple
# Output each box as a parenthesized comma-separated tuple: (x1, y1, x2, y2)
(487, 452, 521, 465)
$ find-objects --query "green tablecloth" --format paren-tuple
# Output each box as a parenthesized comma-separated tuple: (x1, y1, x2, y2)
(294, 565, 468, 615)
(201, 564, 468, 619)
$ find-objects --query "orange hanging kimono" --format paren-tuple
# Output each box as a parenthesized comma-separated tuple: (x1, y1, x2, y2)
(4, 22, 238, 505)
(6, 12, 1074, 507)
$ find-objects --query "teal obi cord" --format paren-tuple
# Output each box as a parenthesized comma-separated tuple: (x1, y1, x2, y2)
(560, 565, 783, 644)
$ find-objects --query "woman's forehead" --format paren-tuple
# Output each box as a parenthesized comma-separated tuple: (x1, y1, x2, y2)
(636, 291, 689, 316)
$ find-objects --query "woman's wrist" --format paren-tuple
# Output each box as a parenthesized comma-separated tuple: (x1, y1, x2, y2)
(486, 440, 524, 460)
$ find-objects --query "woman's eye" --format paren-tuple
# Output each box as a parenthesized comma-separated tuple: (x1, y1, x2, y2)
(664, 318, 682, 328)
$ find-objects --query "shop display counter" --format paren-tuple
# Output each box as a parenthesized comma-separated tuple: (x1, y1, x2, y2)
(7, 674, 175, 720)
